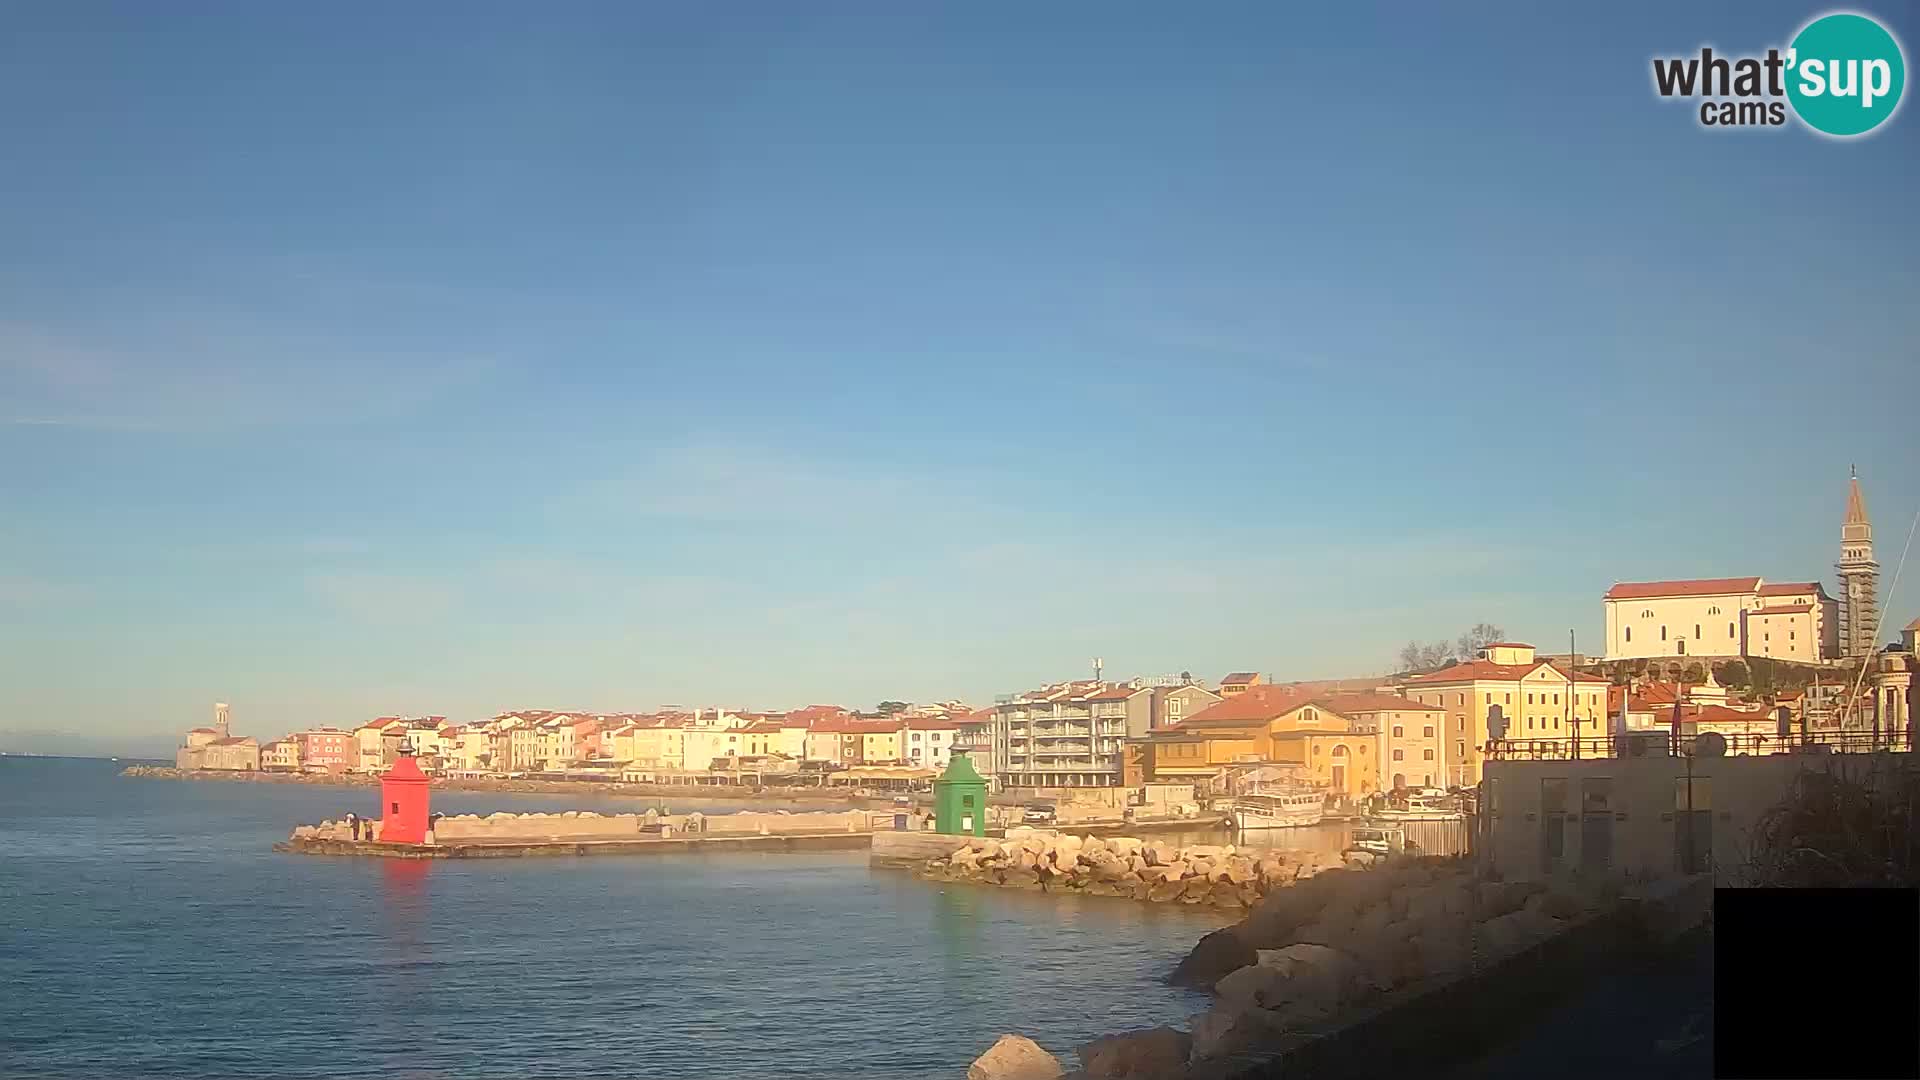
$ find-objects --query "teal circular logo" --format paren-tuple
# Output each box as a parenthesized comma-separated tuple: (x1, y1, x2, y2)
(1786, 13, 1906, 137)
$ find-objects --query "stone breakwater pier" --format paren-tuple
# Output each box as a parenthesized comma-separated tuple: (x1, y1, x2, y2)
(281, 807, 888, 858)
(915, 831, 1354, 912)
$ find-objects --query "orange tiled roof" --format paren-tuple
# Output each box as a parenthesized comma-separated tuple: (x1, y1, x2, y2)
(1178, 685, 1315, 725)
(1604, 577, 1761, 600)
(1313, 691, 1442, 714)
(1758, 582, 1823, 596)
(1404, 658, 1608, 685)
(903, 715, 962, 730)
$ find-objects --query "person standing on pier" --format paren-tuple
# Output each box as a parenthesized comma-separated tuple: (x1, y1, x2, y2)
(346, 812, 360, 841)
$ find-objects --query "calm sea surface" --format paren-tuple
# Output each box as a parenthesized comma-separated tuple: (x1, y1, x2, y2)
(0, 757, 1225, 1080)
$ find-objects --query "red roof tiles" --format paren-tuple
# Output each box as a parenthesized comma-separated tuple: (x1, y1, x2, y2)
(1313, 691, 1443, 714)
(1178, 685, 1315, 725)
(1404, 659, 1608, 685)
(1604, 577, 1761, 600)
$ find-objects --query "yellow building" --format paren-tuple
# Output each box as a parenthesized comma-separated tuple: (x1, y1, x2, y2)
(1315, 691, 1446, 792)
(261, 739, 301, 772)
(629, 721, 690, 770)
(1140, 687, 1379, 797)
(1400, 642, 1610, 787)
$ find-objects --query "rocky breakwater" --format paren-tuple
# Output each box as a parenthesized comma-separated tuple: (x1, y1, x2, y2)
(966, 858, 1627, 1079)
(920, 831, 1346, 912)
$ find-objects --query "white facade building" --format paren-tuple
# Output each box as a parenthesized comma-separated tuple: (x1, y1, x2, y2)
(1603, 577, 1837, 663)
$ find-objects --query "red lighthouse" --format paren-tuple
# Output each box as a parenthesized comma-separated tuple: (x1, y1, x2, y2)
(379, 751, 431, 844)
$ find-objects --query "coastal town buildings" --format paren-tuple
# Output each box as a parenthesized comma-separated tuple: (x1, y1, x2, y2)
(1137, 686, 1383, 797)
(1400, 642, 1610, 788)
(293, 728, 353, 774)
(174, 703, 261, 771)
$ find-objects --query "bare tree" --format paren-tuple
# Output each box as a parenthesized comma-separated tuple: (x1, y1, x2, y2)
(1455, 623, 1506, 660)
(1398, 640, 1455, 673)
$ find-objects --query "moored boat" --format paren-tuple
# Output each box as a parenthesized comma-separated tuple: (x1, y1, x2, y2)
(1229, 784, 1326, 829)
(1367, 792, 1464, 823)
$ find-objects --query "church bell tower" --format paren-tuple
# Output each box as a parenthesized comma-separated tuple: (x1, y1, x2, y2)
(1837, 466, 1880, 659)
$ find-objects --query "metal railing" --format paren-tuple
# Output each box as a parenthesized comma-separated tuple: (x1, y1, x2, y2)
(1486, 728, 1912, 761)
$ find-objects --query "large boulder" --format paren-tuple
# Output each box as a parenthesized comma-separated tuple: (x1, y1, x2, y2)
(1251, 943, 1365, 1017)
(1474, 879, 1541, 919)
(1481, 909, 1567, 957)
(1107, 837, 1145, 857)
(1143, 842, 1178, 867)
(1523, 886, 1590, 921)
(1188, 1005, 1293, 1064)
(969, 1034, 1063, 1080)
(1078, 1026, 1192, 1080)
(1147, 879, 1186, 903)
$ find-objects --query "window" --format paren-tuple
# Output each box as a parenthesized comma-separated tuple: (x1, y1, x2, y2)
(1790, 631, 1796, 641)
(1527, 717, 1534, 729)
(1527, 693, 1534, 705)
(1455, 693, 1464, 706)
(1708, 605, 1720, 615)
(1661, 626, 1668, 640)
(1392, 725, 1404, 737)
(1728, 622, 1736, 638)
(1456, 740, 1466, 758)
(1625, 627, 1632, 642)
(911, 732, 921, 741)
(1484, 693, 1492, 705)
(1423, 725, 1435, 738)
(1392, 749, 1404, 761)
(1694, 624, 1701, 639)
(1505, 693, 1512, 704)
(1642, 608, 1653, 618)
(391, 802, 400, 813)
(1423, 749, 1434, 760)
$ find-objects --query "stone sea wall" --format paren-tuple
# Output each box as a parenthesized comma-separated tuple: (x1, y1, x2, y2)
(293, 807, 875, 843)
(919, 831, 1350, 912)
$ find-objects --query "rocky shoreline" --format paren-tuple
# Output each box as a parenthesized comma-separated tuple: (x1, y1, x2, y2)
(920, 832, 1350, 912)
(962, 857, 1685, 1079)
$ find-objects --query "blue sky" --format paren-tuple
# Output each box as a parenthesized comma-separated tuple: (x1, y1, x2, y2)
(3, 2, 1916, 749)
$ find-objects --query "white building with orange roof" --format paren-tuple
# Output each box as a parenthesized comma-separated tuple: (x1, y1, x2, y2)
(1400, 642, 1611, 787)
(902, 715, 962, 770)
(1602, 577, 1838, 663)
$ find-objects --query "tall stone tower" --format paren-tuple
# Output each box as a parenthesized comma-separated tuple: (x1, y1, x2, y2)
(1837, 466, 1880, 659)
(214, 702, 231, 739)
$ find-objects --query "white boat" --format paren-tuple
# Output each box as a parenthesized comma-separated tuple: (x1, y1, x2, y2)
(1368, 793, 1464, 823)
(1230, 785, 1326, 829)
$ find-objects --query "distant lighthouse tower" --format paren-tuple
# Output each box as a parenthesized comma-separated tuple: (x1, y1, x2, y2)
(1837, 467, 1880, 659)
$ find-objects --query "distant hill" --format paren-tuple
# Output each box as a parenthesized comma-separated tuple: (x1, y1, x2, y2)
(0, 730, 181, 760)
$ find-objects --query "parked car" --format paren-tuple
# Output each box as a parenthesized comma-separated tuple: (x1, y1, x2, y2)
(1022, 803, 1058, 825)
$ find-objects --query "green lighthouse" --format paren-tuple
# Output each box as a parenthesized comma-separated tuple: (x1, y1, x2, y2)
(932, 751, 988, 836)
